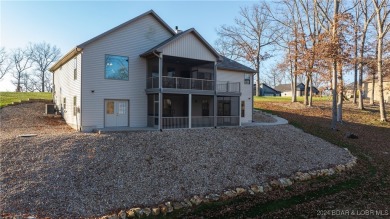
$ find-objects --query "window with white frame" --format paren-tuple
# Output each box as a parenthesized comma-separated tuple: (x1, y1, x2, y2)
(73, 57, 77, 80)
(244, 73, 251, 84)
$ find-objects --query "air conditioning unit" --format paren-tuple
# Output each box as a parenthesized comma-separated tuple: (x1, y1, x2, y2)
(45, 104, 56, 114)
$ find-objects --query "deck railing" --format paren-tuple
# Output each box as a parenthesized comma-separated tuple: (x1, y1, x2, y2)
(217, 116, 240, 126)
(147, 76, 214, 90)
(162, 117, 189, 129)
(191, 116, 214, 128)
(216, 81, 240, 93)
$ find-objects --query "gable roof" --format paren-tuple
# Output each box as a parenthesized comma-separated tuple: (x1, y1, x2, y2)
(50, 10, 175, 72)
(274, 83, 317, 92)
(217, 56, 257, 73)
(140, 28, 221, 60)
(260, 83, 281, 93)
(274, 84, 291, 92)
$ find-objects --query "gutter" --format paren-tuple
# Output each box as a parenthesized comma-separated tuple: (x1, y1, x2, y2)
(50, 47, 83, 72)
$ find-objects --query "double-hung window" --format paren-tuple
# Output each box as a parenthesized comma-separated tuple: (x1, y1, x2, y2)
(244, 73, 251, 84)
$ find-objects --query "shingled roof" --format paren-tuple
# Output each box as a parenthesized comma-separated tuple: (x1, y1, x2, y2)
(274, 84, 291, 92)
(217, 56, 256, 73)
(140, 28, 221, 59)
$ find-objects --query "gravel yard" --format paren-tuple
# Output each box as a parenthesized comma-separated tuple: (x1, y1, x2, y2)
(0, 102, 354, 218)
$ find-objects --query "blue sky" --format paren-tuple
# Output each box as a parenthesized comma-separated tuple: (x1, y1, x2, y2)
(2, 0, 275, 91)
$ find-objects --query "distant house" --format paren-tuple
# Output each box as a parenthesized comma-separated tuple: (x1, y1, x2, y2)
(274, 83, 319, 97)
(253, 83, 281, 96)
(363, 75, 390, 103)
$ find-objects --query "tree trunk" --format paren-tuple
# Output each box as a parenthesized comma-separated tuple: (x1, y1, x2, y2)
(309, 75, 313, 106)
(377, 37, 387, 121)
(330, 0, 340, 130)
(42, 71, 45, 92)
(353, 27, 358, 104)
(337, 63, 343, 123)
(357, 62, 364, 109)
(256, 63, 260, 96)
(304, 75, 309, 105)
(370, 75, 375, 105)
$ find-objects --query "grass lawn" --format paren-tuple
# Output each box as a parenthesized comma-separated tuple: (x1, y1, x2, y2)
(254, 95, 330, 102)
(0, 92, 52, 108)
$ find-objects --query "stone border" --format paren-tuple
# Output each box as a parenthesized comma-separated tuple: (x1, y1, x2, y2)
(98, 150, 357, 219)
(1, 151, 357, 219)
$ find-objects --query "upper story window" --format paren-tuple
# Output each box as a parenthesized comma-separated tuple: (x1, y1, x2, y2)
(105, 55, 129, 80)
(73, 57, 77, 80)
(244, 73, 251, 84)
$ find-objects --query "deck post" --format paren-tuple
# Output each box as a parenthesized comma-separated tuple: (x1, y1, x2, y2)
(158, 54, 163, 130)
(189, 94, 192, 128)
(214, 61, 218, 127)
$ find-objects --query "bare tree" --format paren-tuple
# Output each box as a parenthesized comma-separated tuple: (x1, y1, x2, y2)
(11, 48, 32, 92)
(355, 0, 376, 109)
(316, 0, 343, 128)
(372, 0, 389, 121)
(0, 47, 13, 80)
(29, 42, 60, 92)
(216, 2, 278, 96)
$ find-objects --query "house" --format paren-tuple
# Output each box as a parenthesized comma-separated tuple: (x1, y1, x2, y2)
(49, 10, 256, 132)
(274, 83, 319, 97)
(253, 83, 281, 96)
(363, 75, 390, 103)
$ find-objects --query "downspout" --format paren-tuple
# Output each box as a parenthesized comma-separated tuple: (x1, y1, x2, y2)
(79, 51, 82, 131)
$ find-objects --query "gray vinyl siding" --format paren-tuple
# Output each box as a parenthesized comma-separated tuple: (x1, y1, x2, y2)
(217, 69, 253, 123)
(81, 14, 173, 130)
(162, 33, 217, 61)
(53, 53, 82, 130)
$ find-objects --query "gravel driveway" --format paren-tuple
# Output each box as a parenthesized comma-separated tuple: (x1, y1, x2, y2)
(0, 102, 354, 218)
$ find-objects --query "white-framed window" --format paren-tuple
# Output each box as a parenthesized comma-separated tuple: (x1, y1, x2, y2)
(63, 97, 66, 110)
(244, 73, 251, 84)
(73, 57, 77, 80)
(73, 96, 77, 116)
(105, 55, 129, 80)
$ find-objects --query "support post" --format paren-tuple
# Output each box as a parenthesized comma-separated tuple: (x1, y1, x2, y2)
(189, 94, 192, 128)
(158, 54, 163, 130)
(214, 61, 218, 127)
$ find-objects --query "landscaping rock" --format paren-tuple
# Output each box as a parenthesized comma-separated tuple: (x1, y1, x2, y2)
(152, 207, 160, 216)
(165, 202, 173, 212)
(173, 202, 184, 210)
(224, 190, 237, 198)
(118, 210, 126, 219)
(190, 195, 203, 205)
(206, 193, 220, 201)
(126, 208, 140, 218)
(159, 204, 167, 215)
(235, 187, 246, 194)
(143, 208, 151, 216)
(183, 199, 192, 207)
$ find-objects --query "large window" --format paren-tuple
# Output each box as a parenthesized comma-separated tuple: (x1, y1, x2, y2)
(105, 55, 129, 80)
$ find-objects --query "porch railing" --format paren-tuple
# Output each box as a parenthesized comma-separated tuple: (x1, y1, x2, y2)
(217, 116, 240, 126)
(162, 117, 189, 129)
(216, 81, 240, 93)
(146, 76, 214, 90)
(191, 116, 214, 128)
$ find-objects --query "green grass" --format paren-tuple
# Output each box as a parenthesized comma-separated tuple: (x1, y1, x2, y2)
(254, 96, 330, 102)
(0, 92, 52, 108)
